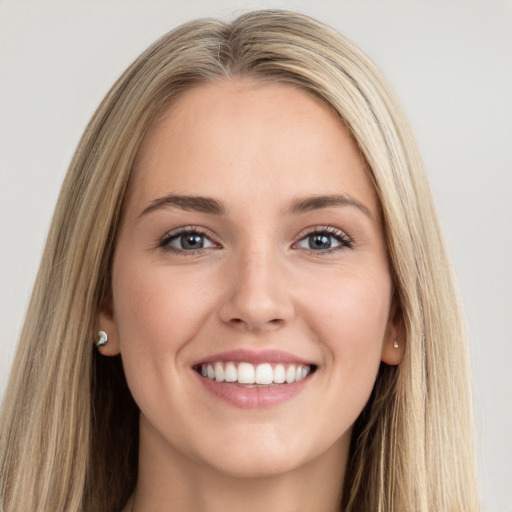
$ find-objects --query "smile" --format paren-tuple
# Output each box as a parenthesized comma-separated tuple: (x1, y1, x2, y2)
(192, 351, 318, 408)
(195, 362, 315, 385)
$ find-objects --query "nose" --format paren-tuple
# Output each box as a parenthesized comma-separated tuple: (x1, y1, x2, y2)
(218, 248, 295, 333)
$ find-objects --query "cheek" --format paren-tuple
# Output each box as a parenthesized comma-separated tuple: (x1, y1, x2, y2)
(110, 261, 219, 402)
(312, 266, 390, 327)
(305, 268, 391, 382)
(113, 263, 214, 346)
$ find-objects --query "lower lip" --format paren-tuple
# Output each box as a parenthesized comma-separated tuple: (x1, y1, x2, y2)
(195, 372, 312, 409)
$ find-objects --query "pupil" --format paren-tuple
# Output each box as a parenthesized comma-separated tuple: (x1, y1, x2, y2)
(310, 234, 330, 249)
(182, 233, 203, 249)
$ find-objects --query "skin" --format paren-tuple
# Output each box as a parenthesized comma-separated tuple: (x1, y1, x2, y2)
(99, 79, 404, 512)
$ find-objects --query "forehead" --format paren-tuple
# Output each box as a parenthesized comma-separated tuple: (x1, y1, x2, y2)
(127, 79, 379, 218)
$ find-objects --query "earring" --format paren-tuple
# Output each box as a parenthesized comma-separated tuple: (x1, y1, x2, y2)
(96, 330, 108, 348)
(393, 340, 399, 349)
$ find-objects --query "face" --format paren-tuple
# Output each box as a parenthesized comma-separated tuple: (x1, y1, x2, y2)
(99, 80, 403, 479)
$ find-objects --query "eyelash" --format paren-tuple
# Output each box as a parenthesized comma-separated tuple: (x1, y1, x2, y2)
(295, 226, 353, 254)
(158, 226, 353, 256)
(159, 226, 219, 256)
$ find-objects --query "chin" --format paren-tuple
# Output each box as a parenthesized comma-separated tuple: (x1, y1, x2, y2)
(203, 450, 307, 479)
(193, 426, 342, 479)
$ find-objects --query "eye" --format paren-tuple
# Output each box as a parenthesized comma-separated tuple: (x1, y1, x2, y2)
(295, 227, 352, 252)
(160, 228, 218, 254)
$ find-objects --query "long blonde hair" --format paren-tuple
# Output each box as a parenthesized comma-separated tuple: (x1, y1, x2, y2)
(0, 9, 478, 511)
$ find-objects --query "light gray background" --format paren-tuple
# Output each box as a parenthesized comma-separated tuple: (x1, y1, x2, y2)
(1, 1, 511, 510)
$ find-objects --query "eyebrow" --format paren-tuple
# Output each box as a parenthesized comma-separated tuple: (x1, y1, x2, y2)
(288, 194, 372, 218)
(138, 193, 371, 219)
(139, 194, 225, 218)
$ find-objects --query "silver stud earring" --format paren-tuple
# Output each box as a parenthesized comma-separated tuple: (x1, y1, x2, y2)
(393, 340, 399, 349)
(96, 330, 108, 348)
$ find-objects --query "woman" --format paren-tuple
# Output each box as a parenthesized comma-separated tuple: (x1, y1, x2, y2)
(0, 9, 479, 511)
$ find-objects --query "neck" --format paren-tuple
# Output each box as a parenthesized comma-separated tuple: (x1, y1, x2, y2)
(126, 416, 349, 512)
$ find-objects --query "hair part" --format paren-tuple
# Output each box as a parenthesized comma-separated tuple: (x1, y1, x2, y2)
(0, 9, 478, 511)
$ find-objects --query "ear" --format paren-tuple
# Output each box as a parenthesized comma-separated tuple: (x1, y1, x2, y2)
(381, 295, 405, 366)
(96, 292, 121, 356)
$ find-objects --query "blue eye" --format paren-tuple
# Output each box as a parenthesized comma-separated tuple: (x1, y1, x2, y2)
(160, 229, 217, 253)
(296, 228, 352, 252)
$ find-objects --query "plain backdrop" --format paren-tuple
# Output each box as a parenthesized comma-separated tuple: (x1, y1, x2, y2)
(1, 1, 511, 510)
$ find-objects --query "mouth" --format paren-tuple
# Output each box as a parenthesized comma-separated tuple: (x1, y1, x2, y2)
(192, 349, 318, 408)
(194, 361, 318, 386)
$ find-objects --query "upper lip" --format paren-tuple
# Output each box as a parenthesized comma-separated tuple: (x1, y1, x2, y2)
(191, 349, 316, 367)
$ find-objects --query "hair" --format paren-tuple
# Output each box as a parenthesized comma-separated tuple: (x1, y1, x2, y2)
(0, 9, 478, 512)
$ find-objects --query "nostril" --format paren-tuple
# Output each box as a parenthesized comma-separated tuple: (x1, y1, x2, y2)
(227, 316, 285, 331)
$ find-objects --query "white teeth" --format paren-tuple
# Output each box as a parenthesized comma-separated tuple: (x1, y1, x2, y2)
(224, 362, 237, 382)
(255, 363, 273, 385)
(273, 364, 286, 384)
(237, 362, 255, 384)
(214, 362, 224, 382)
(285, 365, 296, 383)
(199, 362, 312, 385)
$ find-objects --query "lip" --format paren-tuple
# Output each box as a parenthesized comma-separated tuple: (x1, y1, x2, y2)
(194, 370, 314, 409)
(191, 349, 315, 366)
(191, 349, 317, 409)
